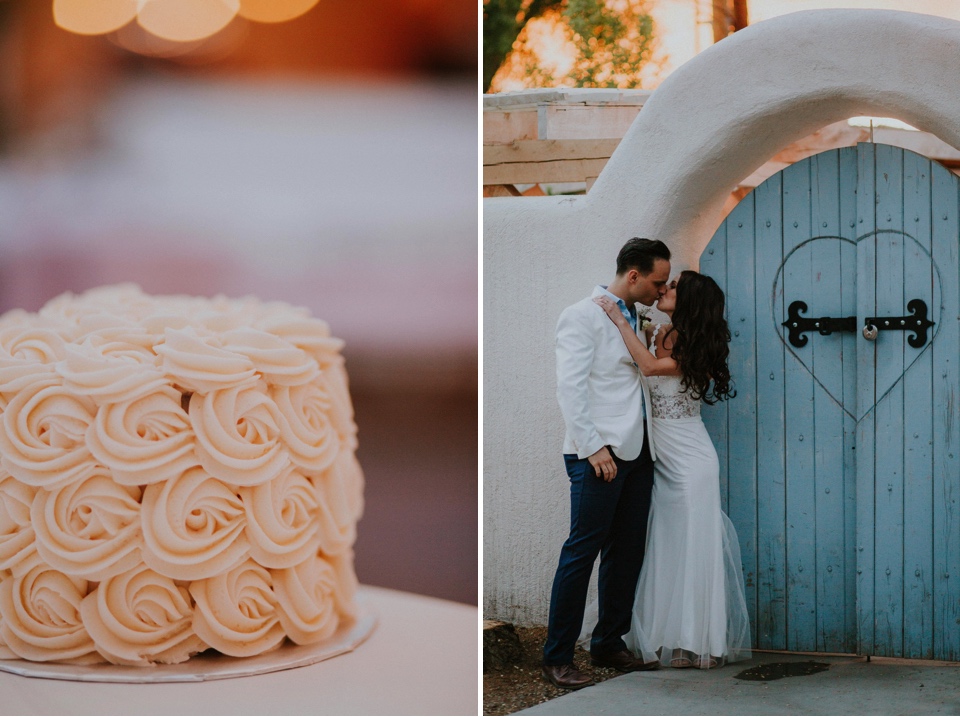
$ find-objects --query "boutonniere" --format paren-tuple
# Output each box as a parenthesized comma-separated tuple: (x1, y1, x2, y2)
(637, 307, 652, 333)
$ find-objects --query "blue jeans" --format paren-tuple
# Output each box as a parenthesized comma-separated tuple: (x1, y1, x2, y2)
(542, 439, 654, 665)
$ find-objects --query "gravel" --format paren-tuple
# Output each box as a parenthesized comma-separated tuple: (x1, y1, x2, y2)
(483, 626, 622, 715)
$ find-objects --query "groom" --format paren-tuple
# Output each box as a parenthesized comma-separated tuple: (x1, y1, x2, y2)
(542, 237, 671, 690)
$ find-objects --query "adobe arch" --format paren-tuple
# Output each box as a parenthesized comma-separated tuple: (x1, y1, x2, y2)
(588, 8, 960, 270)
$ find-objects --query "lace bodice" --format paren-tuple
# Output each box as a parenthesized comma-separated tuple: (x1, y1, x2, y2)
(647, 324, 700, 420)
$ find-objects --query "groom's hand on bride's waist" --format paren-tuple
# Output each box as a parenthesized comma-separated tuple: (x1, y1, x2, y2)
(588, 446, 617, 482)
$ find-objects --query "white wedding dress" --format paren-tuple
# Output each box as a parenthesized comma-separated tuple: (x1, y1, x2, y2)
(581, 324, 752, 668)
(629, 324, 751, 667)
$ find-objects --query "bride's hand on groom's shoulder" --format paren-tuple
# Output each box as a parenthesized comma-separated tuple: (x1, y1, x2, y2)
(593, 296, 625, 325)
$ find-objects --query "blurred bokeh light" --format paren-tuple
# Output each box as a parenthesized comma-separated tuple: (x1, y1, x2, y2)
(53, 0, 137, 36)
(136, 0, 239, 43)
(53, 0, 326, 47)
(238, 0, 320, 24)
(0, 0, 477, 603)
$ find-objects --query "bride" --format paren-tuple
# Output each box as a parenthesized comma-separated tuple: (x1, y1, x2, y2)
(591, 270, 751, 669)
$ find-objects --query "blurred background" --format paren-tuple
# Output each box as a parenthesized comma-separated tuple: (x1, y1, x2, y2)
(0, 0, 477, 604)
(485, 0, 960, 95)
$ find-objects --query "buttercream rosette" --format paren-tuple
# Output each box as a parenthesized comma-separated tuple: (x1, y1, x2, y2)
(0, 285, 363, 666)
(32, 469, 143, 580)
(0, 556, 99, 663)
(86, 384, 196, 486)
(272, 551, 357, 645)
(190, 558, 286, 657)
(80, 564, 207, 666)
(0, 314, 73, 393)
(0, 375, 99, 490)
(141, 465, 251, 580)
(241, 465, 321, 569)
(190, 380, 291, 487)
(0, 473, 36, 572)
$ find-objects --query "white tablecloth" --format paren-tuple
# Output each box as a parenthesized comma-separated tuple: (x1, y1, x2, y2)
(0, 586, 478, 716)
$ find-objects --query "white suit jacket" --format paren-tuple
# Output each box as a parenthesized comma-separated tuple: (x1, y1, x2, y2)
(556, 286, 656, 462)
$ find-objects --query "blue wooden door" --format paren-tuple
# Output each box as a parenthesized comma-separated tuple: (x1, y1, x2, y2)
(701, 143, 960, 660)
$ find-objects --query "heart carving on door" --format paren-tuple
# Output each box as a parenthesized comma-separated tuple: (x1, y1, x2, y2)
(772, 230, 942, 422)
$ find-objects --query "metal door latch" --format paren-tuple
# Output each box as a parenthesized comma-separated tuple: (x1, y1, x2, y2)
(862, 299, 935, 348)
(781, 301, 855, 348)
(783, 299, 934, 349)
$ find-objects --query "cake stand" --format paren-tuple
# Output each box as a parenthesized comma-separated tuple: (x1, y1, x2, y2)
(0, 585, 478, 716)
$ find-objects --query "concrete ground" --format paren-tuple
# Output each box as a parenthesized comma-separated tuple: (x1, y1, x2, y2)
(519, 652, 960, 715)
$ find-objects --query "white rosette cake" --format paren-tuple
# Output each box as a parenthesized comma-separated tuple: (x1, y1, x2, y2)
(0, 285, 363, 667)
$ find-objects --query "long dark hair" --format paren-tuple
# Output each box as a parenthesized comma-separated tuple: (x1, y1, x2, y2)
(663, 270, 735, 405)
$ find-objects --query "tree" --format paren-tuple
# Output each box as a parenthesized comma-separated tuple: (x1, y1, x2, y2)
(483, 0, 657, 93)
(483, 0, 558, 93)
(565, 0, 654, 88)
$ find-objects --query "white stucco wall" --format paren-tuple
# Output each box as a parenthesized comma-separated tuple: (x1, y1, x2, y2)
(483, 9, 960, 624)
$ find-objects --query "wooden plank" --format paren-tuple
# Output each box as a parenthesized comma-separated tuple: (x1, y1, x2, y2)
(482, 98, 960, 192)
(809, 150, 849, 652)
(482, 140, 619, 185)
(482, 98, 959, 164)
(483, 158, 609, 186)
(872, 127, 960, 165)
(773, 123, 868, 164)
(699, 233, 725, 506)
(901, 149, 935, 659)
(872, 143, 906, 657)
(482, 184, 521, 198)
(740, 161, 791, 191)
(807, 151, 846, 401)
(737, 123, 866, 190)
(483, 134, 960, 191)
(781, 157, 817, 651)
(701, 221, 729, 511)
(754, 172, 787, 649)
(838, 146, 859, 653)
(856, 141, 878, 656)
(539, 105, 644, 140)
(930, 159, 960, 661)
(724, 191, 759, 635)
(484, 139, 623, 164)
(482, 107, 539, 144)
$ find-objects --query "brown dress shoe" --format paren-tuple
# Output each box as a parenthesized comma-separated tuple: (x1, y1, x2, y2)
(541, 663, 594, 690)
(590, 649, 660, 672)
